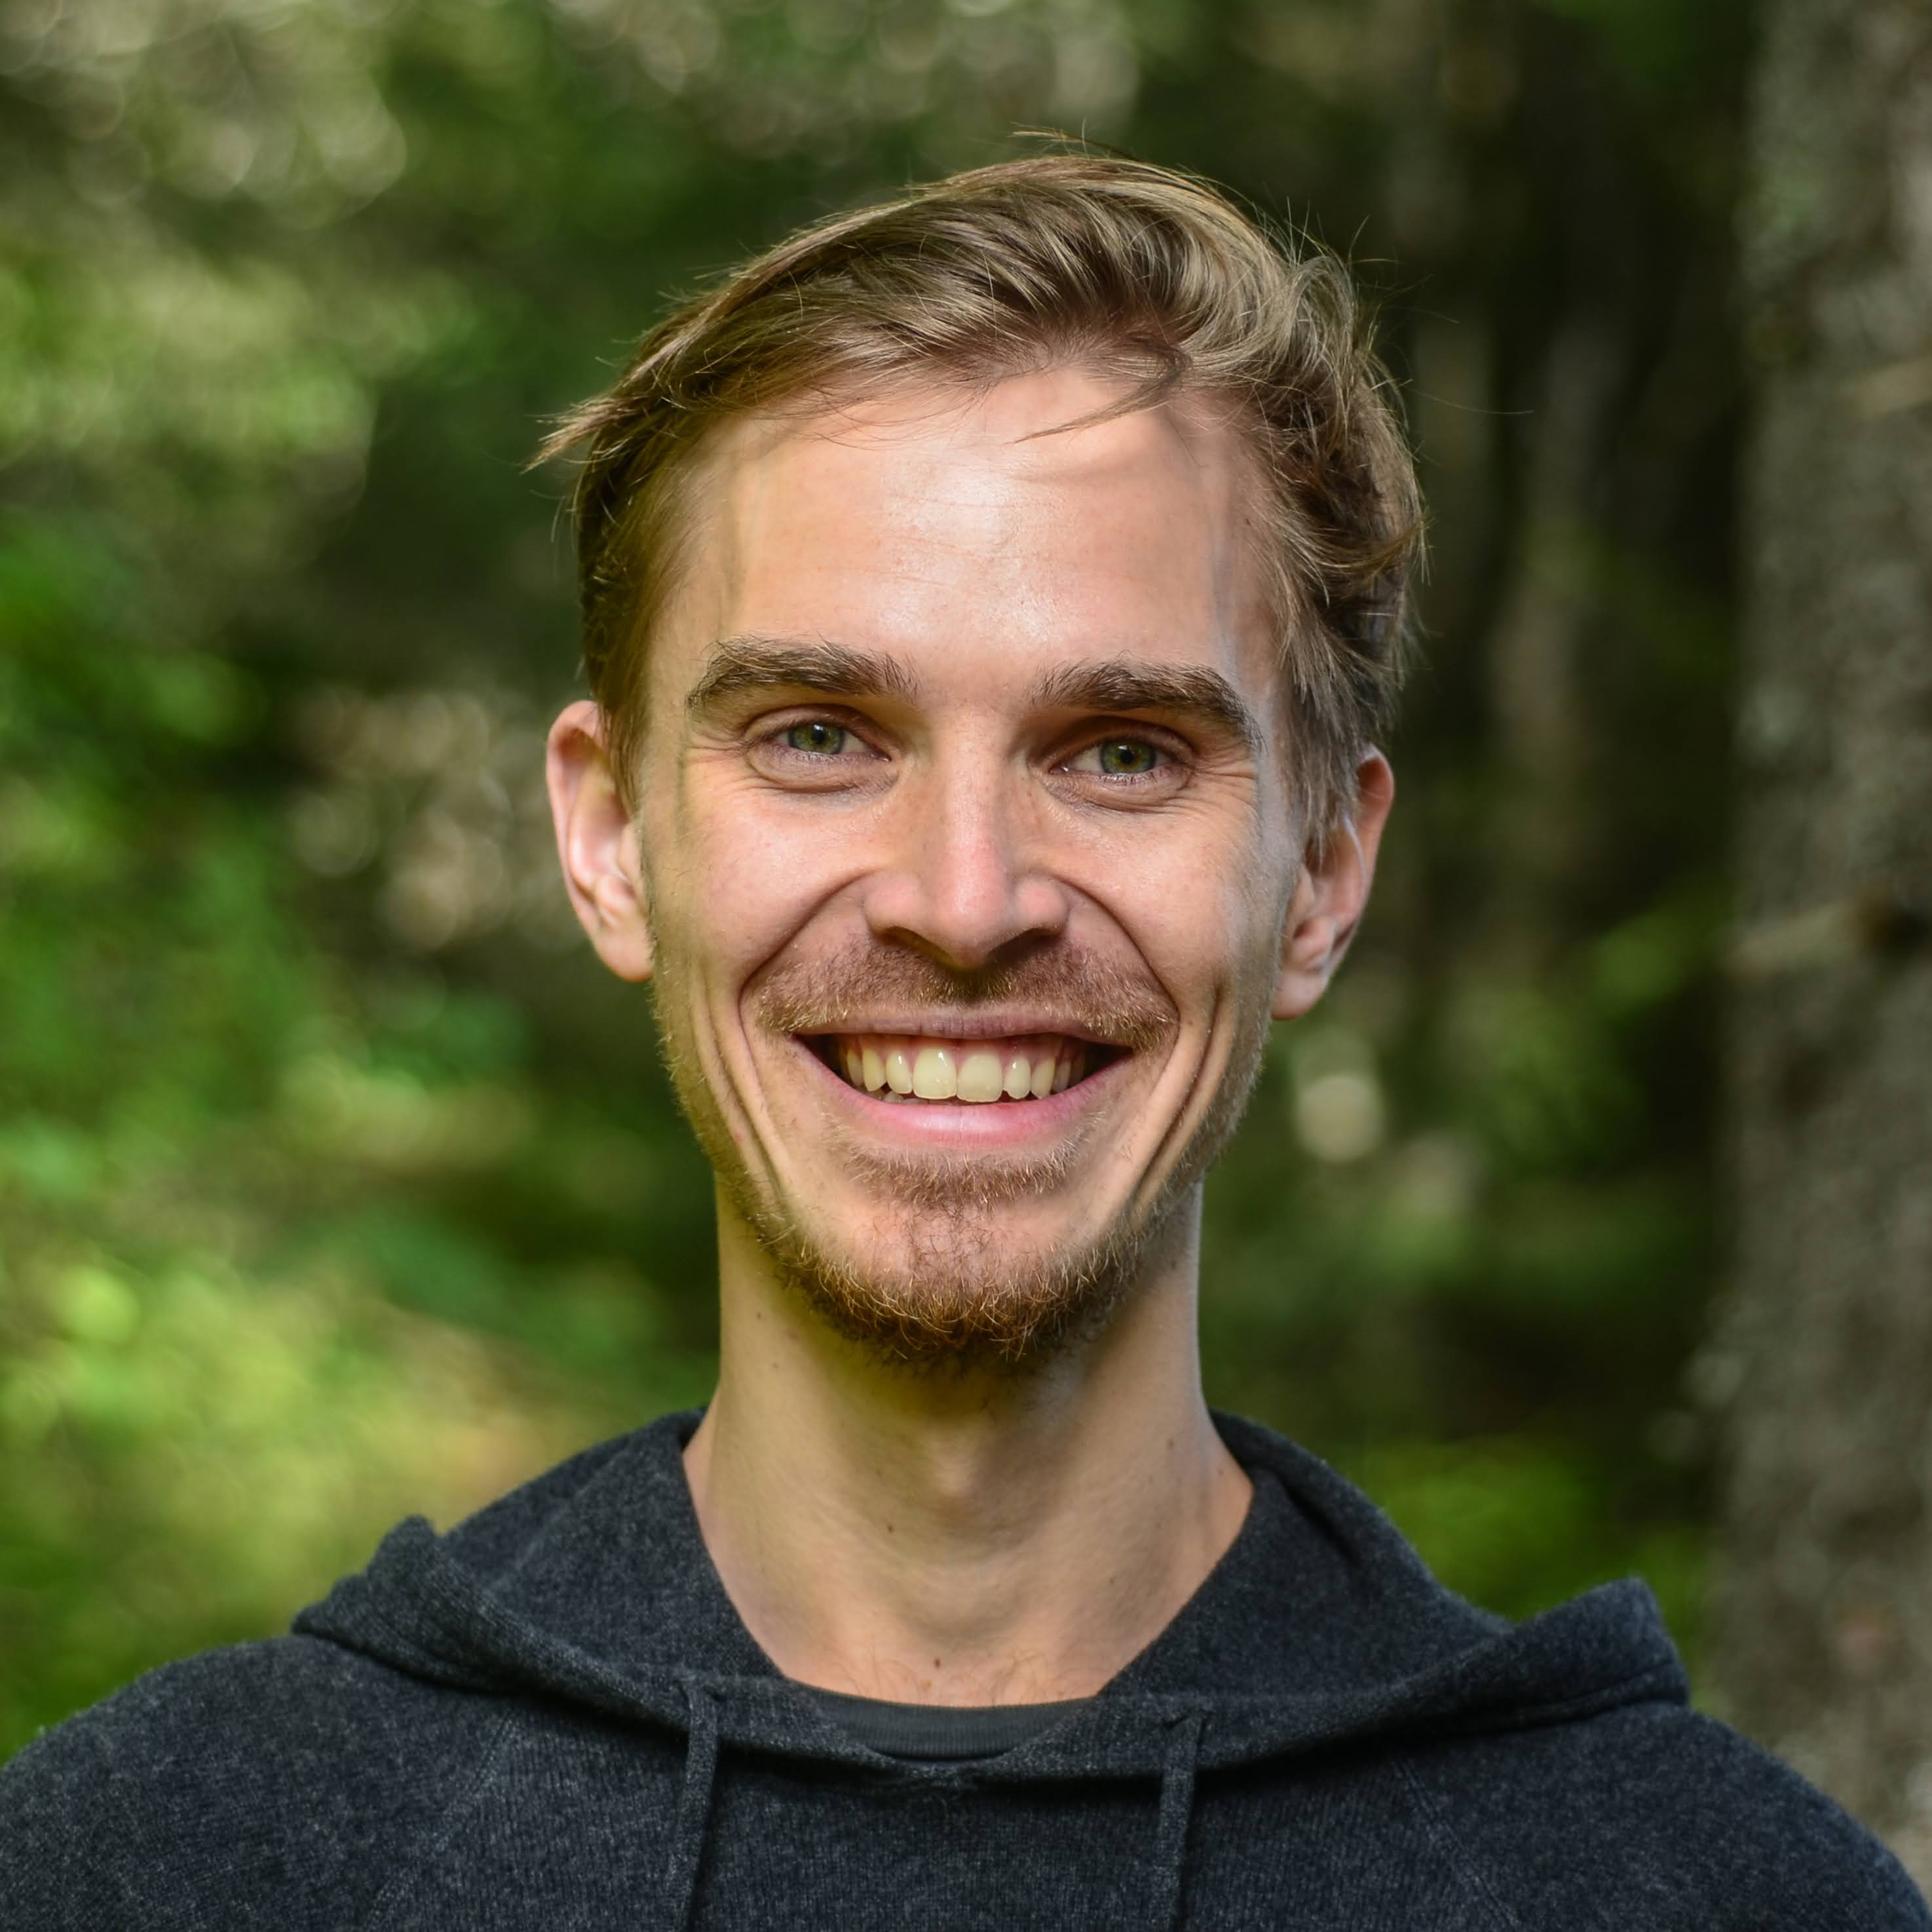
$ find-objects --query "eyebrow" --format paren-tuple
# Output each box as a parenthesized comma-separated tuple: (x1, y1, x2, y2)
(685, 635, 920, 715)
(1028, 658, 1264, 758)
(684, 634, 1264, 758)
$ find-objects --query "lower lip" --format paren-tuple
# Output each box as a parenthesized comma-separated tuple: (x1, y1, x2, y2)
(791, 1037, 1127, 1146)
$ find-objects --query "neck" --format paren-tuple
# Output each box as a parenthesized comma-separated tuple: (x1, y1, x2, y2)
(682, 1187, 1252, 1706)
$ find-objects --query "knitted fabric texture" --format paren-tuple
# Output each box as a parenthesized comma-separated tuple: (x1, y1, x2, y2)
(3, 1411, 1925, 1929)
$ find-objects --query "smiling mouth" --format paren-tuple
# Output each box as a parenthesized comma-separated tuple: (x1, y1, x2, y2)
(806, 1032, 1118, 1104)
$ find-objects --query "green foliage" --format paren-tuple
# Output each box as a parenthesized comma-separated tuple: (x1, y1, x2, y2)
(1525, 0, 1747, 98)
(3, 0, 1739, 1760)
(1344, 1435, 1703, 1644)
(0, 504, 712, 1752)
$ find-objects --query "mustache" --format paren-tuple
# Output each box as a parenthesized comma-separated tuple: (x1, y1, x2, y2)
(751, 942, 1179, 1053)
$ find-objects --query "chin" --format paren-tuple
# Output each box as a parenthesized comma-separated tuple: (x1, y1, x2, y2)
(745, 1183, 1156, 1368)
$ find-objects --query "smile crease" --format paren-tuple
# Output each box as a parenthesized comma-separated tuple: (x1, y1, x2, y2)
(809, 1033, 1101, 1104)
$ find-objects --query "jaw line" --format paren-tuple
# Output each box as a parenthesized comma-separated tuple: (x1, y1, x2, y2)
(689, 1012, 1250, 1369)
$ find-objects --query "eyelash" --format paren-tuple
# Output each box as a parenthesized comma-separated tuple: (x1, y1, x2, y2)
(749, 714, 1189, 787)
(1065, 736, 1174, 782)
(755, 713, 879, 761)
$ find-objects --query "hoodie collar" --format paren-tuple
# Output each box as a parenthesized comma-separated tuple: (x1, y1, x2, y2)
(295, 1409, 1687, 1780)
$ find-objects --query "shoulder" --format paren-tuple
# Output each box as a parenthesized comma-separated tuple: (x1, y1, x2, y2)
(0, 1635, 506, 1931)
(1401, 1697, 1929, 1931)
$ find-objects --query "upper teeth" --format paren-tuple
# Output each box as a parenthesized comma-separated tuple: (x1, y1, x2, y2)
(831, 1035, 1087, 1103)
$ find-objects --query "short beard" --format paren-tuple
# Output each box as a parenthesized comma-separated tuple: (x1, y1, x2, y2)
(652, 936, 1272, 1372)
(737, 1181, 1157, 1370)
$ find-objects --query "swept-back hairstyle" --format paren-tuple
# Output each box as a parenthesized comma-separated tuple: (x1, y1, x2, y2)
(541, 153, 1422, 837)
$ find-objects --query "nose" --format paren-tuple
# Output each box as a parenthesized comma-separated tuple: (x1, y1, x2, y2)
(859, 757, 1070, 971)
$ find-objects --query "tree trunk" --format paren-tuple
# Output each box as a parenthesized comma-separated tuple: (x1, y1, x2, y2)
(1711, 0, 1932, 1884)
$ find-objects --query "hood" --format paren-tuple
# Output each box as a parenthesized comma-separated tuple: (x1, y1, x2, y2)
(294, 1408, 1687, 1784)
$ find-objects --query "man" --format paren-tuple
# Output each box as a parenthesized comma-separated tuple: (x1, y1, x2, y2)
(2, 155, 1923, 1930)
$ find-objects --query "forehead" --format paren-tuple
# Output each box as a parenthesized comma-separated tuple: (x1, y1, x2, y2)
(650, 369, 1278, 709)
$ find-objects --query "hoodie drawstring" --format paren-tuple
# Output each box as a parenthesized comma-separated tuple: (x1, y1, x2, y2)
(1146, 1710, 1204, 1931)
(657, 1683, 721, 1932)
(657, 1688, 1200, 1929)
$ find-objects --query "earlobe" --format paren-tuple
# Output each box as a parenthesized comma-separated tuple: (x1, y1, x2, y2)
(545, 700, 654, 983)
(1271, 751, 1394, 1022)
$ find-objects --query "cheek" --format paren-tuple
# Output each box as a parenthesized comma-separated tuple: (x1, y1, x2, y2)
(651, 778, 843, 990)
(1104, 820, 1288, 1010)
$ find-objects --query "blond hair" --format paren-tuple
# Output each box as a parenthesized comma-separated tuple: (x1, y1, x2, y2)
(542, 153, 1422, 835)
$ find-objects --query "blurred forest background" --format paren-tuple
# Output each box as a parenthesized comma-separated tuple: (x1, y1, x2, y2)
(0, 0, 1792, 1770)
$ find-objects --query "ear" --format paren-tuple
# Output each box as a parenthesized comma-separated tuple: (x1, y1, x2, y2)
(1272, 751, 1394, 1021)
(546, 700, 654, 983)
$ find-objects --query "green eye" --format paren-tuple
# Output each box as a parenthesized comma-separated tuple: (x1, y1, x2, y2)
(1095, 738, 1160, 776)
(782, 721, 848, 756)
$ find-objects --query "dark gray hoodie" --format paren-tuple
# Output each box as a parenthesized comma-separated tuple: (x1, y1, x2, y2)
(1, 1410, 1924, 1929)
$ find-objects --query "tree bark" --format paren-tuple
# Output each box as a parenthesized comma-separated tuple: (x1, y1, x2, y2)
(1711, 0, 1932, 1885)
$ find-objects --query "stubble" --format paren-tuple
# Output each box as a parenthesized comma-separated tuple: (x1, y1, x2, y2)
(653, 937, 1272, 1367)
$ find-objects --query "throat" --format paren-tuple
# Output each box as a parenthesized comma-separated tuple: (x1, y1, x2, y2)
(682, 1304, 1253, 1708)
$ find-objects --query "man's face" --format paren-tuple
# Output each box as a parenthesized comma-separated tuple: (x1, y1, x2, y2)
(552, 369, 1382, 1360)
